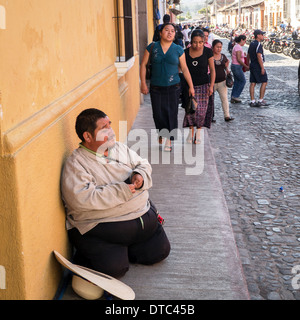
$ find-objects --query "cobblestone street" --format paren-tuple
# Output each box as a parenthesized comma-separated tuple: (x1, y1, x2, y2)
(208, 37, 300, 300)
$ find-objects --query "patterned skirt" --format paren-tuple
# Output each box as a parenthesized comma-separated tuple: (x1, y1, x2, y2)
(183, 83, 214, 129)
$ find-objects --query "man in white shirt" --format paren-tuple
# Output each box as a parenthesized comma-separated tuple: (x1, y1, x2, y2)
(61, 108, 170, 278)
(182, 24, 190, 48)
(202, 27, 214, 47)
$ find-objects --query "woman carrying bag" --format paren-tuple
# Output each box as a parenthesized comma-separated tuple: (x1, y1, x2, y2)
(182, 29, 215, 144)
(212, 39, 234, 122)
(140, 23, 194, 152)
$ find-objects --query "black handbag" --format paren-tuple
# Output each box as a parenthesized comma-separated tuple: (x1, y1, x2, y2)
(146, 43, 155, 80)
(226, 72, 234, 88)
(185, 96, 197, 115)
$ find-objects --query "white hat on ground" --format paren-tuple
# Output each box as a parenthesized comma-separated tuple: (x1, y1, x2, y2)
(53, 250, 135, 300)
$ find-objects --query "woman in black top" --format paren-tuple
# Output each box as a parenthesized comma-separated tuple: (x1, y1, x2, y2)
(183, 30, 215, 144)
(212, 39, 234, 122)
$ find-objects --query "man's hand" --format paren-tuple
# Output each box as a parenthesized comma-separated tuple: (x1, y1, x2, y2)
(131, 173, 144, 190)
(128, 184, 136, 194)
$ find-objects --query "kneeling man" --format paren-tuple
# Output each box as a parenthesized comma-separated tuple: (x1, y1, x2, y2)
(61, 108, 170, 278)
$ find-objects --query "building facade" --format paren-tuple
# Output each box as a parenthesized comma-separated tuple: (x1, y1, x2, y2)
(210, 0, 300, 31)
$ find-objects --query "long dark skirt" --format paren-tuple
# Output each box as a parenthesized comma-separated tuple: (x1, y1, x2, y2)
(150, 83, 181, 140)
(183, 83, 214, 129)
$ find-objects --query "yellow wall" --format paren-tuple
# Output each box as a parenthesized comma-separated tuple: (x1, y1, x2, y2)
(0, 0, 141, 299)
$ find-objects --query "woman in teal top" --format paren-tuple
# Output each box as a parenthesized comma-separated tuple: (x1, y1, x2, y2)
(146, 41, 183, 87)
(140, 23, 194, 152)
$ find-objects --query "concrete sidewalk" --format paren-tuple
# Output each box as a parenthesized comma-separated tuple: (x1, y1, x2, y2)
(61, 95, 249, 300)
(120, 95, 249, 300)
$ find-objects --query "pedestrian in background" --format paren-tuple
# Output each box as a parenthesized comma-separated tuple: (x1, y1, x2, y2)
(202, 28, 212, 48)
(212, 40, 234, 122)
(182, 25, 190, 48)
(247, 29, 269, 107)
(182, 30, 215, 144)
(228, 29, 236, 54)
(202, 28, 216, 123)
(175, 25, 184, 48)
(292, 26, 299, 40)
(230, 35, 249, 104)
(140, 23, 194, 152)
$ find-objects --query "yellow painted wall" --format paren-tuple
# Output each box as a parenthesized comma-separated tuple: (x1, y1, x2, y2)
(0, 0, 141, 299)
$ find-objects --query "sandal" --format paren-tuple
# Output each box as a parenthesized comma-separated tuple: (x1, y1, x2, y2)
(194, 130, 201, 144)
(186, 136, 193, 144)
(164, 145, 172, 152)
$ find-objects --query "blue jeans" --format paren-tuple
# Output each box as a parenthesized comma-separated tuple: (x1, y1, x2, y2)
(231, 64, 246, 99)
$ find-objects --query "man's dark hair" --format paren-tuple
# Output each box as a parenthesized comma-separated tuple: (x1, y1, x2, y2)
(163, 14, 170, 23)
(75, 108, 107, 142)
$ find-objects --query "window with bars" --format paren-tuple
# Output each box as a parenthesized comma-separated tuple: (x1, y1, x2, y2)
(283, 0, 289, 20)
(269, 12, 273, 27)
(297, 0, 300, 18)
(114, 0, 134, 62)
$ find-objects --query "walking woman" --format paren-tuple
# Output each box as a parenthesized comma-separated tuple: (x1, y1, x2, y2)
(228, 29, 236, 54)
(182, 29, 215, 144)
(212, 39, 234, 122)
(230, 35, 249, 103)
(140, 23, 194, 152)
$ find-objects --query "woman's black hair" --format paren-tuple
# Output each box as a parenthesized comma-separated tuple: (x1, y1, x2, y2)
(160, 22, 176, 32)
(235, 34, 246, 43)
(212, 39, 223, 47)
(190, 29, 204, 41)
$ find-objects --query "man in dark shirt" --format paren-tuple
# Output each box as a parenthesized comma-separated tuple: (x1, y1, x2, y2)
(247, 29, 269, 107)
(292, 26, 300, 40)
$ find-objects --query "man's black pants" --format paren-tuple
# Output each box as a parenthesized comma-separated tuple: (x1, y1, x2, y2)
(68, 206, 171, 278)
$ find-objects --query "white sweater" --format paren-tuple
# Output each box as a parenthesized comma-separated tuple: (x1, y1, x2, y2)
(61, 142, 152, 235)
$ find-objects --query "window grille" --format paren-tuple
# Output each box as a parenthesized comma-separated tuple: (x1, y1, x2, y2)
(283, 0, 288, 19)
(114, 0, 134, 62)
(297, 0, 300, 18)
